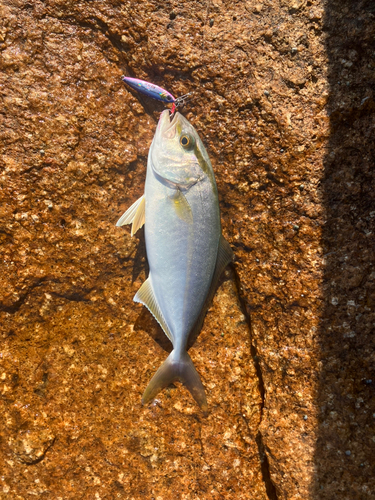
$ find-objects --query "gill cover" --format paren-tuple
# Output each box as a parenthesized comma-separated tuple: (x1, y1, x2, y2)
(150, 111, 204, 189)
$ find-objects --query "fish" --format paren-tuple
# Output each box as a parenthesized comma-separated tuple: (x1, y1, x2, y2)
(116, 110, 233, 413)
(122, 76, 176, 104)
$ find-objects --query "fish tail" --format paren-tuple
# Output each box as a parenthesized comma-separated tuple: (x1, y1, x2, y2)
(142, 350, 208, 415)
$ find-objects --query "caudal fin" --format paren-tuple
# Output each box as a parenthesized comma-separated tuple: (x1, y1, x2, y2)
(142, 350, 208, 414)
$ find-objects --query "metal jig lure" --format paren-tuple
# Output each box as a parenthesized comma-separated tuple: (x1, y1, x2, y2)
(122, 76, 192, 113)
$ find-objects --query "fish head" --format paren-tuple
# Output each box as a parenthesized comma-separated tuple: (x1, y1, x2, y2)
(151, 110, 214, 189)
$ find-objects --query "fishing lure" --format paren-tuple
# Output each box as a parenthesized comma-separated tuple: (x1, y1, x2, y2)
(122, 76, 192, 113)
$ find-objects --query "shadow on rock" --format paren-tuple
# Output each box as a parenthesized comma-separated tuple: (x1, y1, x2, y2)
(134, 308, 173, 353)
(315, 0, 375, 497)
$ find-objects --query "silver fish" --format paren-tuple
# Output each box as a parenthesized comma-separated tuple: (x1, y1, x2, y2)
(116, 110, 233, 413)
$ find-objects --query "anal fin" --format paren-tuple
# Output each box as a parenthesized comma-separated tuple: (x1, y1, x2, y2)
(134, 277, 174, 342)
(116, 195, 145, 236)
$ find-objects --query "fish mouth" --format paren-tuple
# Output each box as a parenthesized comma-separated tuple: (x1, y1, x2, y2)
(158, 109, 180, 139)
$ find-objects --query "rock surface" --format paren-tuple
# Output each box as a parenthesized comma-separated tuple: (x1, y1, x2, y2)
(0, 0, 374, 499)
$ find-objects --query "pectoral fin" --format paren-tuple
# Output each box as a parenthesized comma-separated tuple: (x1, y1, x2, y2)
(169, 189, 193, 224)
(116, 195, 145, 236)
(134, 277, 174, 342)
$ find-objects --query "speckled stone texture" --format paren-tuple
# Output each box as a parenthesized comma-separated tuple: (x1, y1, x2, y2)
(0, 0, 374, 499)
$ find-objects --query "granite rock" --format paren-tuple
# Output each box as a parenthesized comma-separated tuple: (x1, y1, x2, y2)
(0, 0, 374, 499)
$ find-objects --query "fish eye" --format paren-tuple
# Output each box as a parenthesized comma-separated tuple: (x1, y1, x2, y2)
(166, 95, 173, 101)
(180, 134, 194, 149)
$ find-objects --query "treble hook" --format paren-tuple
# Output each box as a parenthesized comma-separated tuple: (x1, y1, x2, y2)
(171, 92, 194, 115)
(175, 92, 194, 107)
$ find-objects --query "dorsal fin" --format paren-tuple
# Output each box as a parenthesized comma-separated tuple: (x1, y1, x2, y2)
(134, 277, 174, 342)
(116, 195, 145, 236)
(188, 235, 234, 346)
